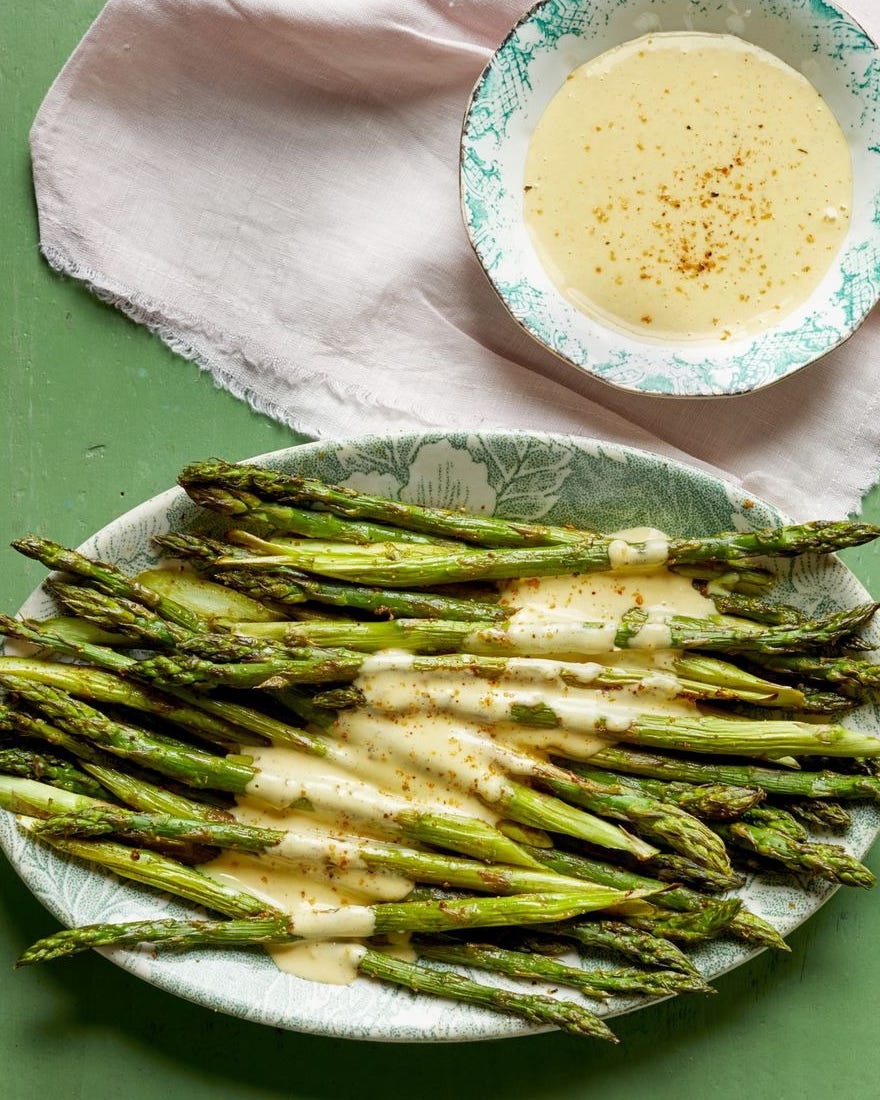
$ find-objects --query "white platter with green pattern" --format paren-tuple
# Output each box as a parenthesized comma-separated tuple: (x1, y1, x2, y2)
(460, 0, 880, 397)
(2, 432, 879, 1041)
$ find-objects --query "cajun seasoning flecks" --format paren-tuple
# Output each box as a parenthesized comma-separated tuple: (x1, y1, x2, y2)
(523, 32, 851, 341)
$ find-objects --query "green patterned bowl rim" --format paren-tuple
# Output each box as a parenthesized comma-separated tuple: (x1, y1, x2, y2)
(1, 430, 878, 1042)
(460, 0, 880, 397)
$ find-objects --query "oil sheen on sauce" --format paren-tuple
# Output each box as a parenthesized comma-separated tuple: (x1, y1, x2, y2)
(203, 535, 716, 984)
(523, 32, 852, 340)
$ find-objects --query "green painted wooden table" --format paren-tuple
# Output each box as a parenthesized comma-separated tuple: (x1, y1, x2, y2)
(3, 5, 880, 1098)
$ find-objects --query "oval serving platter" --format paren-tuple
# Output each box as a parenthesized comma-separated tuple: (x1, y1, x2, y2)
(460, 0, 880, 397)
(1, 431, 879, 1041)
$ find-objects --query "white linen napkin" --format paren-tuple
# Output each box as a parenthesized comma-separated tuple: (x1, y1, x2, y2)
(30, 0, 880, 518)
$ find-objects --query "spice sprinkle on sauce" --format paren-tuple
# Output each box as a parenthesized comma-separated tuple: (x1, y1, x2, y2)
(523, 32, 852, 341)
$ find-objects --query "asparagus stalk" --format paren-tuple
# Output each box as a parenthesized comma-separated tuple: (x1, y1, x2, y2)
(10, 806, 651, 1039)
(672, 562, 775, 594)
(412, 938, 712, 997)
(20, 631, 867, 766)
(0, 745, 110, 799)
(742, 805, 808, 842)
(623, 902, 743, 945)
(700, 592, 806, 625)
(541, 919, 699, 975)
(32, 616, 130, 647)
(153, 534, 510, 622)
(17, 886, 651, 959)
(749, 654, 880, 694)
(183, 483, 456, 546)
(506, 701, 880, 760)
(489, 782, 658, 861)
(208, 523, 880, 588)
(75, 761, 237, 822)
(525, 846, 788, 950)
(229, 610, 862, 673)
(784, 799, 852, 832)
(11, 537, 205, 633)
(219, 569, 509, 622)
(715, 822, 875, 887)
(50, 576, 845, 708)
(357, 948, 618, 1039)
(587, 744, 880, 801)
(0, 656, 268, 751)
(179, 462, 880, 567)
(32, 806, 618, 898)
(537, 770, 733, 876)
(28, 826, 278, 917)
(110, 644, 804, 713)
(0, 775, 107, 818)
(562, 761, 765, 821)
(0, 619, 323, 755)
(0, 676, 257, 793)
(642, 853, 746, 894)
(47, 583, 299, 667)
(178, 459, 599, 548)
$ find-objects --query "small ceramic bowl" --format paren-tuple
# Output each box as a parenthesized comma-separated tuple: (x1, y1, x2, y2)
(460, 0, 880, 397)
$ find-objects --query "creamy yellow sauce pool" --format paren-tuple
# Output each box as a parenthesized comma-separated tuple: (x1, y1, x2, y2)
(202, 543, 716, 984)
(523, 32, 851, 340)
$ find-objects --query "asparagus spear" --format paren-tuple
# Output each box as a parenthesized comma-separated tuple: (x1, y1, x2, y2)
(49, 575, 845, 701)
(153, 534, 510, 622)
(741, 805, 808, 842)
(22, 630, 867, 765)
(12, 897, 623, 1039)
(525, 845, 788, 950)
(623, 902, 743, 945)
(9, 801, 651, 1039)
(4, 704, 219, 819)
(17, 885, 651, 958)
(0, 775, 108, 819)
(412, 938, 712, 997)
(562, 761, 765, 820)
(208, 523, 880, 587)
(749, 653, 880, 694)
(514, 703, 880, 760)
(715, 822, 876, 887)
(672, 562, 775, 595)
(0, 745, 109, 799)
(183, 484, 457, 546)
(587, 744, 880, 801)
(540, 919, 699, 975)
(700, 591, 806, 625)
(0, 621, 328, 755)
(1, 677, 258, 793)
(178, 459, 599, 548)
(228, 610, 866, 668)
(31, 912, 618, 1039)
(178, 462, 880, 568)
(349, 668, 877, 760)
(11, 537, 205, 632)
(32, 805, 621, 898)
(47, 582, 286, 661)
(0, 656, 269, 751)
(354, 949, 619, 1041)
(640, 852, 744, 893)
(783, 799, 852, 832)
(537, 770, 733, 876)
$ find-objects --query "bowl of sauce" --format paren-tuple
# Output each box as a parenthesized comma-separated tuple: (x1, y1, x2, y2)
(460, 0, 880, 396)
